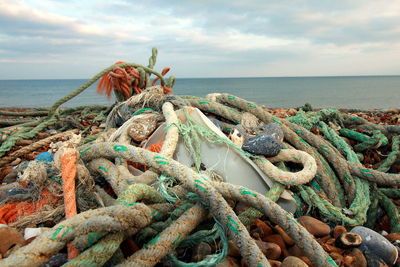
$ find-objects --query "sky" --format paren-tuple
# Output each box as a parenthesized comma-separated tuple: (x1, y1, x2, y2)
(1, 0, 400, 79)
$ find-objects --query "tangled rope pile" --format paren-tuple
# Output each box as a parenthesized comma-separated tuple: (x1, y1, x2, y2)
(0, 48, 399, 267)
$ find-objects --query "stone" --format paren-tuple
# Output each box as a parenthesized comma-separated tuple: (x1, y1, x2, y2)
(281, 256, 309, 267)
(255, 123, 284, 142)
(351, 226, 398, 265)
(287, 108, 298, 116)
(264, 234, 288, 257)
(288, 245, 306, 258)
(0, 226, 24, 256)
(385, 232, 400, 242)
(216, 256, 240, 267)
(274, 225, 295, 246)
(297, 216, 331, 237)
(128, 114, 162, 142)
(208, 117, 222, 130)
(299, 256, 313, 267)
(234, 201, 250, 215)
(346, 248, 367, 267)
(252, 219, 273, 237)
(242, 134, 281, 157)
(228, 240, 240, 257)
(37, 132, 49, 139)
(363, 248, 389, 267)
(41, 253, 68, 267)
(268, 259, 281, 267)
(191, 242, 212, 262)
(255, 240, 281, 260)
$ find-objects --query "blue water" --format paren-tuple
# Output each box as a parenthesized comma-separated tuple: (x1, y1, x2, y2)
(0, 76, 399, 108)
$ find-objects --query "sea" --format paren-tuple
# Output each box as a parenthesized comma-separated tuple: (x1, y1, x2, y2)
(0, 76, 399, 109)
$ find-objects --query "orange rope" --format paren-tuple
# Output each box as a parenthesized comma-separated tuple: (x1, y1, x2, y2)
(0, 189, 59, 224)
(128, 142, 164, 171)
(97, 62, 172, 99)
(61, 151, 80, 260)
(148, 142, 163, 153)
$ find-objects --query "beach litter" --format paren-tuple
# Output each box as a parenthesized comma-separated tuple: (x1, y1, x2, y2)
(0, 48, 399, 267)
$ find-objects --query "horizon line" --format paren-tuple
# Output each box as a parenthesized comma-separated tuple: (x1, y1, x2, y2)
(1, 74, 400, 81)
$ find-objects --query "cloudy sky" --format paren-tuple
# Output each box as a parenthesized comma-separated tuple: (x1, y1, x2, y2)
(1, 0, 400, 79)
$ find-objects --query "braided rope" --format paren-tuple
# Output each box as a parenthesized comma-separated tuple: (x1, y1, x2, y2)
(79, 142, 270, 266)
(121, 203, 207, 267)
(0, 129, 79, 167)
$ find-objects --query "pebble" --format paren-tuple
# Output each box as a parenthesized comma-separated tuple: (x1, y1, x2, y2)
(255, 240, 281, 260)
(242, 134, 281, 157)
(287, 108, 298, 116)
(281, 256, 308, 267)
(363, 248, 389, 267)
(297, 216, 331, 237)
(252, 219, 272, 237)
(385, 232, 400, 242)
(216, 256, 240, 267)
(347, 248, 367, 267)
(256, 123, 284, 142)
(46, 129, 58, 135)
(228, 240, 240, 257)
(37, 132, 49, 139)
(288, 245, 305, 258)
(268, 259, 281, 267)
(41, 253, 68, 267)
(274, 225, 295, 246)
(208, 117, 222, 130)
(191, 242, 212, 262)
(128, 114, 161, 142)
(0, 226, 25, 256)
(264, 234, 288, 257)
(351, 226, 398, 265)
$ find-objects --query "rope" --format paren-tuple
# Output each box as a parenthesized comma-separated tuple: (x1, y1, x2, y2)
(254, 149, 317, 185)
(48, 62, 170, 117)
(79, 142, 270, 266)
(120, 202, 207, 267)
(1, 204, 153, 267)
(0, 129, 79, 167)
(0, 115, 58, 157)
(63, 184, 165, 267)
(60, 149, 80, 260)
(376, 135, 400, 172)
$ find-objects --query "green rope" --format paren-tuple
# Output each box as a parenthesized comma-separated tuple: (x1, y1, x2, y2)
(0, 115, 58, 157)
(48, 62, 169, 117)
(238, 183, 285, 226)
(380, 188, 400, 199)
(339, 128, 388, 152)
(288, 109, 343, 130)
(378, 190, 400, 233)
(377, 135, 400, 172)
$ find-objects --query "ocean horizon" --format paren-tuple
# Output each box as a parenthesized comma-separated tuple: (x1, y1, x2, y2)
(1, 75, 399, 109)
